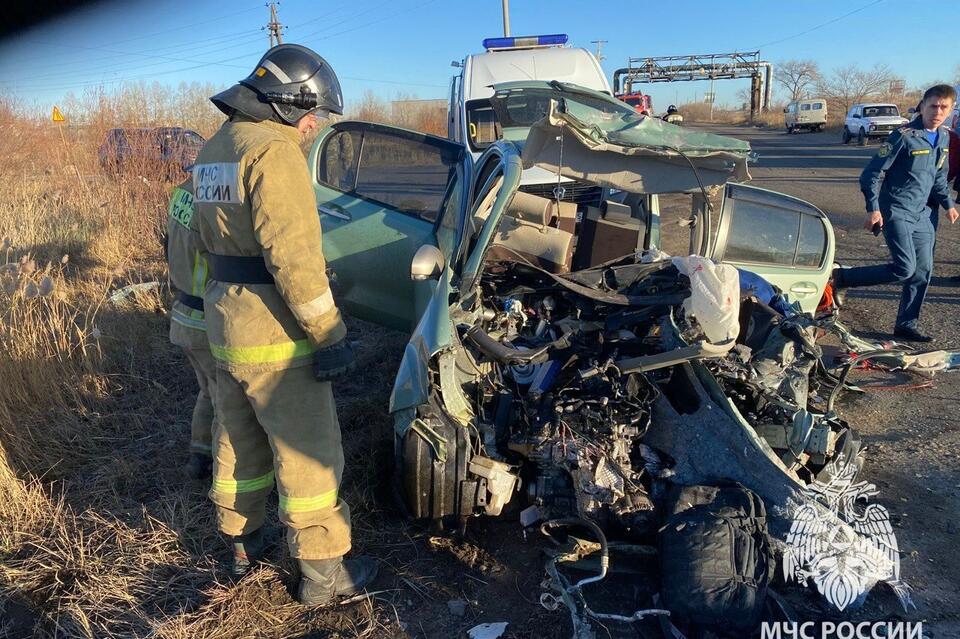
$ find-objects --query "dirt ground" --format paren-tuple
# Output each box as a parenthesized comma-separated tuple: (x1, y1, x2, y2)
(5, 123, 958, 639)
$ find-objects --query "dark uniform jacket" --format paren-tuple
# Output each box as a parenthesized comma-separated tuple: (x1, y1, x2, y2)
(860, 118, 954, 221)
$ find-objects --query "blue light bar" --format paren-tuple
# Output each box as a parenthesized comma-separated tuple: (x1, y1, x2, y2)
(482, 34, 568, 50)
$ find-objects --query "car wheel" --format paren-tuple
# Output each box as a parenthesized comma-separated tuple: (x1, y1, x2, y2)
(858, 129, 867, 146)
(786, 125, 793, 134)
(842, 127, 851, 144)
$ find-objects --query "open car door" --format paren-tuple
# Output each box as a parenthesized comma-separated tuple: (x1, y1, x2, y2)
(309, 122, 468, 332)
(710, 183, 835, 314)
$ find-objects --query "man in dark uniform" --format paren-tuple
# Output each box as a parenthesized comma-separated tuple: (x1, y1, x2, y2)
(833, 84, 958, 342)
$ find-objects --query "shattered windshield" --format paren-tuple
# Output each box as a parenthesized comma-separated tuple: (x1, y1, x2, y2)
(492, 81, 751, 158)
(491, 87, 636, 129)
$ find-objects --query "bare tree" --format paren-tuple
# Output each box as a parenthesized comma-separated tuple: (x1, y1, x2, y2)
(816, 64, 899, 115)
(774, 59, 820, 101)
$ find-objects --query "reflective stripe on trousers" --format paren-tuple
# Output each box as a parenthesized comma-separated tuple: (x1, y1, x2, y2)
(209, 365, 351, 559)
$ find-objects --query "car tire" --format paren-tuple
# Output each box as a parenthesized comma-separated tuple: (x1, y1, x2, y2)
(858, 129, 867, 146)
(786, 125, 793, 134)
(842, 127, 851, 144)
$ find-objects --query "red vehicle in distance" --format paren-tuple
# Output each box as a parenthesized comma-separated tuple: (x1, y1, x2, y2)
(617, 91, 654, 116)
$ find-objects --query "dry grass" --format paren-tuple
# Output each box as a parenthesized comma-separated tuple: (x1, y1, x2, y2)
(0, 83, 554, 638)
(0, 89, 458, 638)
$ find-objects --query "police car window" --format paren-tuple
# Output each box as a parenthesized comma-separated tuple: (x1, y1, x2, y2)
(796, 213, 827, 268)
(352, 131, 457, 223)
(722, 199, 799, 266)
(466, 102, 499, 152)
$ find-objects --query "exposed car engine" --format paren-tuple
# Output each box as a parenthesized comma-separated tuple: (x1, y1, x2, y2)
(400, 256, 859, 541)
(465, 260, 681, 538)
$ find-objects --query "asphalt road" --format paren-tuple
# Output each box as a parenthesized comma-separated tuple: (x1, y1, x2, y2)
(694, 123, 960, 634)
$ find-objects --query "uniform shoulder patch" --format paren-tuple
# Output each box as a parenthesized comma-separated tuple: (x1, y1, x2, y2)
(168, 187, 195, 228)
(193, 163, 242, 204)
(878, 142, 892, 158)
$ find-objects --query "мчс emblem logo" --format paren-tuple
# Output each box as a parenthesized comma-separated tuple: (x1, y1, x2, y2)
(782, 452, 913, 612)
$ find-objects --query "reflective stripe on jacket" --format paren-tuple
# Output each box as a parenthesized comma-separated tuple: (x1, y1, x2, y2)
(166, 180, 210, 344)
(193, 117, 346, 371)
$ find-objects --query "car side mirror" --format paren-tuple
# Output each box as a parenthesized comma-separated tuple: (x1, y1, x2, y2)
(411, 244, 445, 281)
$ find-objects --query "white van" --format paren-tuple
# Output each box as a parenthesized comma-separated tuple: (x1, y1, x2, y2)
(449, 34, 611, 203)
(783, 99, 827, 133)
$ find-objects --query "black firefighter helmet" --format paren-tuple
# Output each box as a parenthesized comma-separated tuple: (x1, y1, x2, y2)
(211, 44, 343, 124)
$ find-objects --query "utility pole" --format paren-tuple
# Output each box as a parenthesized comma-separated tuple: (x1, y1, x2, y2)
(266, 2, 284, 47)
(501, 0, 510, 36)
(591, 40, 607, 62)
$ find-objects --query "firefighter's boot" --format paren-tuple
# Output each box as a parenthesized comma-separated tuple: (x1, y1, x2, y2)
(229, 528, 265, 578)
(297, 556, 378, 606)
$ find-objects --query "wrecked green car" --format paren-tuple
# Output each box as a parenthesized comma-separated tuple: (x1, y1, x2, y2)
(309, 82, 907, 630)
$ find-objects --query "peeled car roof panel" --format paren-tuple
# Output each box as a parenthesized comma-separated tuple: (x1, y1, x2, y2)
(491, 81, 750, 191)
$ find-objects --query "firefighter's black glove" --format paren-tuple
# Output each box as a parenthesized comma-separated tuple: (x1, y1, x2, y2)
(313, 339, 356, 381)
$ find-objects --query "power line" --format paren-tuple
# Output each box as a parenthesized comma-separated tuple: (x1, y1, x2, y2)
(341, 75, 446, 89)
(292, 0, 394, 41)
(106, 4, 263, 46)
(751, 0, 885, 49)
(5, 32, 265, 85)
(6, 7, 264, 75)
(8, 47, 263, 92)
(8, 0, 444, 95)
(302, 0, 438, 42)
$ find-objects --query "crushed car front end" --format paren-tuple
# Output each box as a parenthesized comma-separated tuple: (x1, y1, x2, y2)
(384, 82, 909, 633)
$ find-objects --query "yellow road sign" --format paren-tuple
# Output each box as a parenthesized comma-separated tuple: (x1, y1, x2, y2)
(52, 106, 64, 123)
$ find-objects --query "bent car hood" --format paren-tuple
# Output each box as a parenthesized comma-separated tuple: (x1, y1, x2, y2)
(490, 81, 751, 193)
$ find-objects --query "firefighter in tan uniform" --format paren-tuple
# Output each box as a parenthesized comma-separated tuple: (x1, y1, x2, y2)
(166, 180, 216, 480)
(193, 44, 376, 606)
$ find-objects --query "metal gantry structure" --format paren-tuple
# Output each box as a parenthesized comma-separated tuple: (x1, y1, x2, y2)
(613, 51, 773, 120)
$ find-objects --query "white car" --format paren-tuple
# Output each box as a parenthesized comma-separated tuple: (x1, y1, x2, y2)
(842, 103, 907, 145)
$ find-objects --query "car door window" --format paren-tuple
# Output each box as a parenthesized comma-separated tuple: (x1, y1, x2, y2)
(318, 128, 457, 223)
(318, 129, 361, 192)
(796, 213, 827, 267)
(715, 185, 829, 270)
(801, 104, 810, 111)
(722, 199, 799, 266)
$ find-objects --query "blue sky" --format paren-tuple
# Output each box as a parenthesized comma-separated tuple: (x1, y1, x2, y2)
(0, 0, 955, 114)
